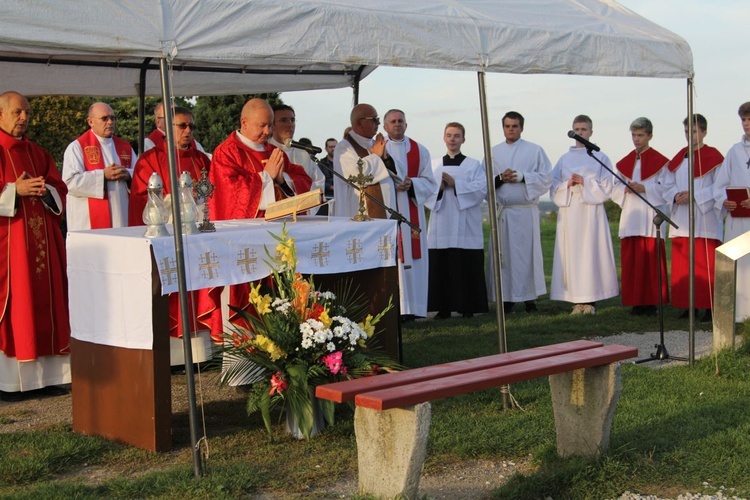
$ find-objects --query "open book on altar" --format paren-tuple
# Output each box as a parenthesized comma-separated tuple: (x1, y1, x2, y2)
(264, 189, 325, 221)
(727, 187, 750, 218)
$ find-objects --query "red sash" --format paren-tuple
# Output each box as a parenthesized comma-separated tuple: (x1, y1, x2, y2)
(668, 145, 724, 178)
(76, 130, 133, 229)
(616, 148, 668, 181)
(146, 129, 165, 151)
(405, 138, 422, 259)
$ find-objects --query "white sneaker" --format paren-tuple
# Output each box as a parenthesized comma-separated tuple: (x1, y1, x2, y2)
(581, 305, 596, 315)
(571, 304, 585, 315)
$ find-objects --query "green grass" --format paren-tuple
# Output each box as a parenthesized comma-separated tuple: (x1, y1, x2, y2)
(2, 217, 749, 499)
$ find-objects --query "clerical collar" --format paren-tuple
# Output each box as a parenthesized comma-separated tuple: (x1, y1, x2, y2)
(389, 137, 406, 144)
(443, 153, 465, 166)
(348, 130, 373, 147)
(236, 130, 266, 151)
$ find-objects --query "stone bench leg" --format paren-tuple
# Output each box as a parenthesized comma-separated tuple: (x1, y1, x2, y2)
(354, 402, 431, 499)
(549, 363, 622, 458)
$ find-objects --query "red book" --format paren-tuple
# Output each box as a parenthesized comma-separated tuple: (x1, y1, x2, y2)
(727, 187, 750, 218)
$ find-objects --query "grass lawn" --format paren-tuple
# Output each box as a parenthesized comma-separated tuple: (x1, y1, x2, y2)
(2, 216, 749, 499)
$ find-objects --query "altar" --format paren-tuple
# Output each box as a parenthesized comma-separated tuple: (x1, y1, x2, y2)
(66, 216, 399, 451)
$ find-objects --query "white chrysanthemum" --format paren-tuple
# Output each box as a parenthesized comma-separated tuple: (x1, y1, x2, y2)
(326, 342, 336, 352)
(301, 338, 313, 349)
(313, 329, 328, 344)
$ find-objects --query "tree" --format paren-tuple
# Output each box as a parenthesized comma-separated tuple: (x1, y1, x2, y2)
(193, 93, 282, 152)
(28, 96, 93, 167)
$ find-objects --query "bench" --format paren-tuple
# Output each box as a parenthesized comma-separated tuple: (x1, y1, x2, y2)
(316, 340, 637, 499)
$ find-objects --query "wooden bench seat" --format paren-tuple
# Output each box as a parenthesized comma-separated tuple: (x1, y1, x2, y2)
(316, 339, 605, 403)
(315, 340, 637, 499)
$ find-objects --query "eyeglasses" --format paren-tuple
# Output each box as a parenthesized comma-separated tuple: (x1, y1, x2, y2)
(361, 116, 380, 124)
(98, 115, 116, 122)
(276, 117, 296, 124)
(174, 123, 196, 130)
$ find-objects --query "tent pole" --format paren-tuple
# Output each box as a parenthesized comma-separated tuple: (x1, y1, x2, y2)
(687, 78, 695, 365)
(477, 71, 508, 409)
(137, 58, 152, 154)
(159, 57, 204, 477)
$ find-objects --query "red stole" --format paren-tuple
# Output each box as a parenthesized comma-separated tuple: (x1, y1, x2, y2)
(403, 138, 422, 260)
(616, 148, 668, 181)
(76, 129, 133, 229)
(146, 129, 165, 151)
(668, 145, 724, 178)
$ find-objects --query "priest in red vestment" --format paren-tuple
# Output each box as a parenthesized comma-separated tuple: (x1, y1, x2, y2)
(0, 91, 70, 401)
(203, 98, 312, 337)
(129, 106, 213, 347)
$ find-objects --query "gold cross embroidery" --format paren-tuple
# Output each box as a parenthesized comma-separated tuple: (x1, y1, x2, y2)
(346, 238, 363, 265)
(236, 247, 257, 275)
(311, 241, 330, 267)
(378, 235, 394, 261)
(199, 251, 220, 280)
(159, 256, 178, 286)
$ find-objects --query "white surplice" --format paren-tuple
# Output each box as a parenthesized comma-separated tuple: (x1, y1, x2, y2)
(385, 137, 437, 317)
(426, 155, 486, 250)
(713, 136, 750, 321)
(611, 154, 670, 238)
(486, 139, 553, 302)
(62, 135, 137, 231)
(550, 147, 618, 303)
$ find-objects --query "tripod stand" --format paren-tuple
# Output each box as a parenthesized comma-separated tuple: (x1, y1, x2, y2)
(580, 147, 683, 364)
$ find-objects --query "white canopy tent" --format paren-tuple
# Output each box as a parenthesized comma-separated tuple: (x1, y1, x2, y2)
(0, 0, 698, 473)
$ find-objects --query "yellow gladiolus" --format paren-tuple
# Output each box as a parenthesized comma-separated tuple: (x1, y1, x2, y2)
(359, 314, 375, 338)
(254, 334, 286, 361)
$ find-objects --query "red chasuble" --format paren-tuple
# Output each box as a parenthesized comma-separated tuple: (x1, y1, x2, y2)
(201, 132, 312, 340)
(0, 130, 70, 360)
(128, 145, 211, 226)
(616, 147, 669, 181)
(76, 129, 133, 229)
(668, 145, 724, 177)
(208, 131, 312, 220)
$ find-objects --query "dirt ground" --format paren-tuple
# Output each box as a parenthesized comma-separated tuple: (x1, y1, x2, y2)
(0, 374, 530, 499)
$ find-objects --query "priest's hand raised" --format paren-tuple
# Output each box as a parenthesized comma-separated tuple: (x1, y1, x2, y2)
(371, 133, 387, 157)
(265, 147, 286, 183)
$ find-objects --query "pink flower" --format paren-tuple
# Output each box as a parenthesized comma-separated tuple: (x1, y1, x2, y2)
(269, 372, 288, 395)
(322, 351, 344, 375)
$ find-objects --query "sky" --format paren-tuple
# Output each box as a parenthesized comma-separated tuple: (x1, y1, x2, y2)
(281, 0, 748, 174)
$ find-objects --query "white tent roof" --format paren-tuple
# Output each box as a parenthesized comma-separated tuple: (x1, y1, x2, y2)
(0, 0, 692, 97)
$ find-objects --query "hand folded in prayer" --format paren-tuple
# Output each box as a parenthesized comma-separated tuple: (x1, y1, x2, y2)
(15, 171, 47, 197)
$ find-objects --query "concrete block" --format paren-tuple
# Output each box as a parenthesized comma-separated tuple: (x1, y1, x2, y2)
(548, 363, 621, 458)
(354, 402, 431, 499)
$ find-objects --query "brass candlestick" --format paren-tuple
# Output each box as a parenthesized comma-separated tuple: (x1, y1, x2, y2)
(194, 167, 216, 232)
(348, 158, 373, 222)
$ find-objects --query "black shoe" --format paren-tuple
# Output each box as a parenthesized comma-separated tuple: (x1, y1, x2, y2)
(39, 385, 70, 397)
(630, 306, 643, 315)
(503, 302, 514, 314)
(678, 308, 699, 319)
(524, 301, 538, 313)
(700, 309, 713, 323)
(400, 314, 415, 323)
(642, 305, 657, 316)
(434, 311, 451, 320)
(0, 390, 25, 402)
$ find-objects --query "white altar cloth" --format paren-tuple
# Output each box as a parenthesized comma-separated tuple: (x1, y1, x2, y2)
(67, 217, 398, 350)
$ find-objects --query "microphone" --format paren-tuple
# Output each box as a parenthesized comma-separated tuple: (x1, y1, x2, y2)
(567, 130, 600, 152)
(283, 138, 322, 155)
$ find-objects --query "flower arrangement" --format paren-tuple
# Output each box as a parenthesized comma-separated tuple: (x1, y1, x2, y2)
(221, 224, 401, 439)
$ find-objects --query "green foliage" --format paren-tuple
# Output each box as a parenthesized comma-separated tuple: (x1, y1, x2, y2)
(193, 93, 282, 152)
(26, 95, 193, 166)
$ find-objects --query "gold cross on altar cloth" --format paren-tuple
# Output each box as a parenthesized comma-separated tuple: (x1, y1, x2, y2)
(311, 242, 330, 267)
(346, 238, 363, 264)
(378, 235, 394, 261)
(236, 247, 257, 275)
(199, 251, 219, 280)
(159, 256, 178, 285)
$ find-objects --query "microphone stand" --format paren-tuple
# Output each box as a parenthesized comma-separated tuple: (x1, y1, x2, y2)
(580, 146, 684, 364)
(308, 153, 420, 234)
